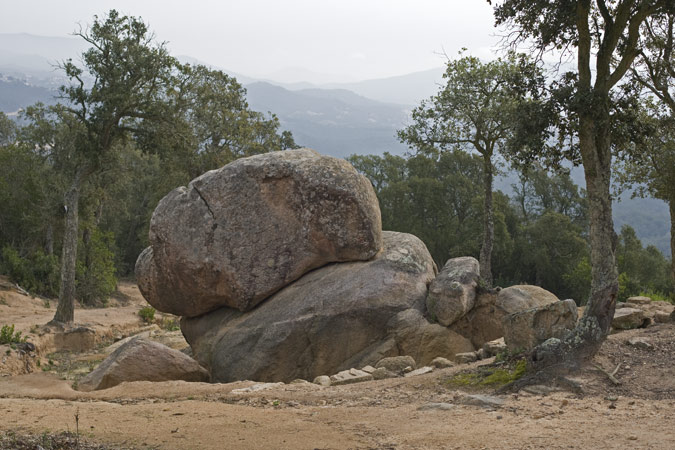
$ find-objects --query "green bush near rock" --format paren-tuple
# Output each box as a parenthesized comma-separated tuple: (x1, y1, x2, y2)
(446, 359, 527, 387)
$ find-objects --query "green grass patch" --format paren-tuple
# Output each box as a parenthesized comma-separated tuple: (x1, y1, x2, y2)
(446, 359, 527, 388)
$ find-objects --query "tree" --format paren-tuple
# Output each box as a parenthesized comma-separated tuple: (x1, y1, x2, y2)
(628, 14, 675, 284)
(398, 51, 547, 286)
(137, 63, 297, 188)
(489, 0, 675, 376)
(0, 112, 17, 146)
(615, 100, 675, 284)
(50, 10, 177, 324)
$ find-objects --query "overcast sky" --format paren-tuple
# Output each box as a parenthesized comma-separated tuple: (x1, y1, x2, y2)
(1, 0, 502, 83)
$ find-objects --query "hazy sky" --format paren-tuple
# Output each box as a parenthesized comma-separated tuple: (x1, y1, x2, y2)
(1, 0, 501, 83)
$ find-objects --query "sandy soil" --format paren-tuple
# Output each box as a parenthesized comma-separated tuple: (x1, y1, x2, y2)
(1, 279, 674, 449)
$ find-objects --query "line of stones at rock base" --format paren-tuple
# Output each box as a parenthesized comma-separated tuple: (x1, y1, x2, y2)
(308, 339, 508, 387)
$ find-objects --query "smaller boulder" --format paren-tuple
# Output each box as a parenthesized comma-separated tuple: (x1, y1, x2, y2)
(426, 257, 480, 326)
(654, 312, 671, 323)
(502, 300, 578, 352)
(330, 368, 373, 386)
(78, 338, 209, 392)
(612, 308, 646, 330)
(375, 356, 416, 374)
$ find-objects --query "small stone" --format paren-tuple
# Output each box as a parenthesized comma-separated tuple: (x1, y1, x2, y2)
(417, 402, 455, 411)
(375, 355, 416, 374)
(371, 367, 398, 380)
(430, 357, 454, 369)
(476, 348, 486, 360)
(312, 375, 331, 387)
(482, 338, 507, 357)
(290, 378, 309, 384)
(402, 366, 413, 373)
(627, 337, 653, 350)
(404, 366, 433, 377)
(455, 352, 478, 364)
(330, 368, 373, 386)
(628, 436, 638, 441)
(231, 382, 284, 394)
(456, 394, 505, 408)
(361, 365, 376, 374)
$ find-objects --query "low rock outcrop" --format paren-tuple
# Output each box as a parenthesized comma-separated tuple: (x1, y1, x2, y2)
(181, 232, 441, 383)
(78, 338, 209, 391)
(612, 307, 647, 330)
(136, 148, 382, 317)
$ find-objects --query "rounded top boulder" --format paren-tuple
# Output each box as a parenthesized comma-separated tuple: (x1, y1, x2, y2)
(136, 148, 382, 317)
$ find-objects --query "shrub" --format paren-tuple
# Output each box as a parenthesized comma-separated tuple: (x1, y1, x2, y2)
(0, 324, 26, 345)
(138, 306, 155, 324)
(0, 246, 60, 297)
(76, 228, 117, 305)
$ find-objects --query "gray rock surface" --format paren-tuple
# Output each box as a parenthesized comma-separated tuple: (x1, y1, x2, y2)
(137, 148, 382, 317)
(426, 257, 480, 326)
(181, 232, 437, 383)
(502, 299, 578, 352)
(78, 338, 209, 392)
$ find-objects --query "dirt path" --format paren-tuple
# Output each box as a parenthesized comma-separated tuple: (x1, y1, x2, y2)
(1, 372, 674, 450)
(2, 279, 675, 449)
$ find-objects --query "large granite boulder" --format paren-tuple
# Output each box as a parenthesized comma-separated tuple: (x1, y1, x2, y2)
(502, 300, 578, 352)
(136, 148, 382, 317)
(78, 338, 209, 391)
(181, 232, 442, 383)
(426, 257, 480, 326)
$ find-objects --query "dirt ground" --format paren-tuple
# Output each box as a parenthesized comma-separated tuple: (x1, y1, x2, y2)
(1, 278, 675, 449)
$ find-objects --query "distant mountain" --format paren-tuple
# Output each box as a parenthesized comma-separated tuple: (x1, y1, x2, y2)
(0, 76, 56, 113)
(245, 82, 409, 158)
(322, 67, 446, 106)
(269, 67, 446, 106)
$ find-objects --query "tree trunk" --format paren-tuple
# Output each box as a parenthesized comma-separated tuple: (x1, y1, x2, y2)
(525, 113, 618, 376)
(670, 200, 675, 284)
(52, 169, 83, 324)
(479, 156, 494, 286)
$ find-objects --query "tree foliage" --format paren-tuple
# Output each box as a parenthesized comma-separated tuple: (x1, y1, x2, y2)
(398, 51, 548, 285)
